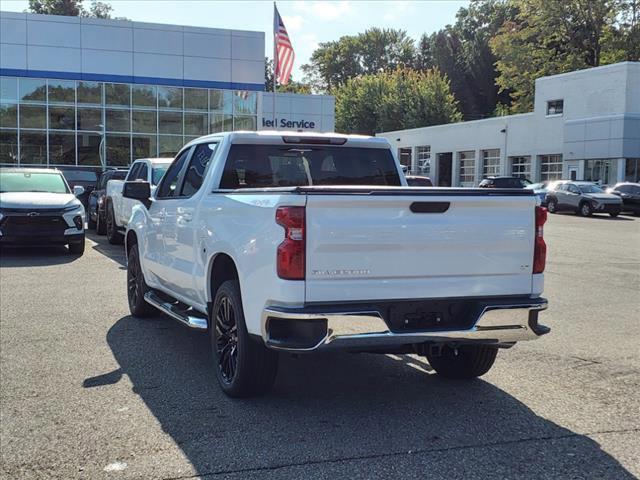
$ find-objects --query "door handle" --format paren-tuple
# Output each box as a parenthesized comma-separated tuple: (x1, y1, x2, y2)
(180, 213, 193, 222)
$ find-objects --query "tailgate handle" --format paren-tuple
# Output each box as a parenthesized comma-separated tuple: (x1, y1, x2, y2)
(410, 202, 450, 213)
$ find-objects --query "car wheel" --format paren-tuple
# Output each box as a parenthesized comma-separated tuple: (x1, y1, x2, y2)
(579, 202, 593, 217)
(425, 345, 498, 379)
(211, 279, 278, 398)
(96, 211, 106, 235)
(609, 211, 619, 217)
(547, 199, 558, 213)
(68, 237, 85, 256)
(127, 243, 155, 318)
(87, 214, 96, 230)
(106, 203, 124, 245)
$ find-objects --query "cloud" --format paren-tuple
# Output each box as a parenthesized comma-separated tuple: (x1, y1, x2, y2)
(282, 14, 304, 32)
(293, 1, 353, 21)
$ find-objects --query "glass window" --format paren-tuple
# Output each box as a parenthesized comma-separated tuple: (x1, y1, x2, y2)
(132, 84, 157, 108)
(184, 88, 208, 111)
(482, 149, 500, 178)
(210, 113, 233, 133)
(159, 111, 182, 135)
(19, 131, 47, 164)
(152, 165, 169, 185)
(19, 105, 47, 129)
(416, 146, 430, 176)
(233, 91, 257, 114)
(0, 103, 18, 128)
(77, 108, 102, 131)
(49, 106, 75, 130)
(49, 131, 76, 165)
(19, 78, 46, 103)
(1, 77, 18, 102)
(105, 83, 130, 107)
(584, 159, 618, 185)
(0, 170, 69, 193)
(48, 80, 75, 104)
(510, 156, 531, 179)
(546, 100, 563, 116)
(185, 112, 207, 136)
(106, 109, 130, 132)
(159, 135, 184, 157)
(132, 134, 157, 159)
(458, 150, 475, 186)
(233, 115, 256, 131)
(77, 132, 102, 166)
(210, 89, 232, 113)
(624, 159, 639, 183)
(0, 130, 18, 164)
(158, 86, 183, 109)
(132, 110, 157, 134)
(138, 163, 149, 181)
(181, 143, 217, 196)
(77, 81, 103, 105)
(398, 147, 412, 172)
(157, 148, 191, 198)
(106, 134, 131, 166)
(539, 154, 563, 181)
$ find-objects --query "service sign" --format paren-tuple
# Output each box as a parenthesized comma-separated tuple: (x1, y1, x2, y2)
(262, 118, 317, 130)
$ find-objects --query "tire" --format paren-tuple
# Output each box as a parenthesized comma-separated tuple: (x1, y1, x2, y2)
(425, 345, 498, 379)
(579, 202, 593, 217)
(68, 237, 85, 255)
(546, 199, 558, 213)
(96, 211, 106, 235)
(106, 202, 124, 245)
(211, 280, 278, 398)
(127, 244, 155, 318)
(609, 211, 619, 218)
(87, 214, 96, 230)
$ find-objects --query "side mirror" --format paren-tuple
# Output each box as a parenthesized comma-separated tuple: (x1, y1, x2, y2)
(123, 181, 152, 209)
(73, 185, 85, 197)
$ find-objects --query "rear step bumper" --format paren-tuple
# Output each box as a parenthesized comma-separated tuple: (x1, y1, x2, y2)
(144, 291, 208, 330)
(261, 297, 549, 352)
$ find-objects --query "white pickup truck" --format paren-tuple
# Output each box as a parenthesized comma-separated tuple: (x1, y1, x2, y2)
(105, 157, 171, 244)
(122, 132, 549, 397)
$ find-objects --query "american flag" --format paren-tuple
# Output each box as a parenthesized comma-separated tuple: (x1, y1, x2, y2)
(274, 5, 294, 85)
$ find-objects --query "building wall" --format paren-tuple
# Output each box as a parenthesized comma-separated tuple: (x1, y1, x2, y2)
(379, 62, 640, 186)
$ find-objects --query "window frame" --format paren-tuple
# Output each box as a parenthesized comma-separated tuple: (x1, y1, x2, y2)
(126, 162, 142, 181)
(155, 146, 194, 200)
(179, 142, 218, 197)
(546, 99, 564, 116)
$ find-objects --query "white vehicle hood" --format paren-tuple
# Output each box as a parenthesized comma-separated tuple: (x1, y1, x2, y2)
(0, 192, 81, 210)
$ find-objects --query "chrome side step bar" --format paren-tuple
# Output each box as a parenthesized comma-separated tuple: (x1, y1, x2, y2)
(144, 291, 208, 330)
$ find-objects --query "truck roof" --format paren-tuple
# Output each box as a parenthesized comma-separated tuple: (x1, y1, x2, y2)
(184, 131, 391, 149)
(133, 158, 173, 165)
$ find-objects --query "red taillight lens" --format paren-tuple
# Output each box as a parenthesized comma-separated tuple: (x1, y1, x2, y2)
(276, 206, 305, 280)
(533, 206, 547, 274)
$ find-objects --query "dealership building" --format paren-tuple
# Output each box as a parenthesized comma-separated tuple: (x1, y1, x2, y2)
(0, 11, 335, 168)
(380, 62, 640, 186)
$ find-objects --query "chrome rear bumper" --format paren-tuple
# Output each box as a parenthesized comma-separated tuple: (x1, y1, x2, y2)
(261, 298, 548, 352)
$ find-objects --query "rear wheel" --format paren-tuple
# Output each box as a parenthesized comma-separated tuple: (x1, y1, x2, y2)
(106, 202, 124, 244)
(211, 280, 278, 397)
(96, 211, 106, 235)
(546, 199, 558, 213)
(127, 244, 155, 317)
(425, 345, 498, 379)
(579, 202, 593, 217)
(609, 211, 619, 218)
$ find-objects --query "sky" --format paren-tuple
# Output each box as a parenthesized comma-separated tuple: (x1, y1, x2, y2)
(2, 0, 469, 79)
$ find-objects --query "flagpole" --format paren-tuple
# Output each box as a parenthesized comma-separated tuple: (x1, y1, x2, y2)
(272, 2, 277, 127)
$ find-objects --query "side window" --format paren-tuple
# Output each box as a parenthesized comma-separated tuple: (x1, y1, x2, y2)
(126, 163, 141, 181)
(156, 149, 191, 198)
(136, 163, 149, 181)
(569, 185, 580, 194)
(180, 143, 217, 196)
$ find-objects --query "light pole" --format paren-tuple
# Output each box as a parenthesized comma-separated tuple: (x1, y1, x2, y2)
(97, 123, 106, 171)
(500, 126, 508, 175)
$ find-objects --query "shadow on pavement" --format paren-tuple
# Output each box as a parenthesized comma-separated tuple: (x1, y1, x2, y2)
(86, 231, 127, 267)
(0, 245, 80, 267)
(88, 315, 636, 478)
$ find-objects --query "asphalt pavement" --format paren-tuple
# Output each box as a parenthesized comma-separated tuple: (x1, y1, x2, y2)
(1, 212, 639, 479)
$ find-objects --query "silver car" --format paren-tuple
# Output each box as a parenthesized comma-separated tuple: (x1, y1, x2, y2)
(545, 181, 623, 217)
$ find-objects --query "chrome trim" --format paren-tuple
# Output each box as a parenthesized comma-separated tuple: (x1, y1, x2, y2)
(144, 291, 208, 330)
(261, 300, 548, 352)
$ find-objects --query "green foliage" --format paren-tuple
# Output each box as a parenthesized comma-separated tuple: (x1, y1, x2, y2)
(334, 68, 462, 135)
(264, 58, 312, 94)
(28, 0, 114, 18)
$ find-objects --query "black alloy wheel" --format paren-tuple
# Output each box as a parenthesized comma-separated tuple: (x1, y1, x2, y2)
(215, 295, 238, 384)
(127, 245, 154, 317)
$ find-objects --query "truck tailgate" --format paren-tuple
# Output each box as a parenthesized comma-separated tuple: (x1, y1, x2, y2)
(304, 190, 536, 303)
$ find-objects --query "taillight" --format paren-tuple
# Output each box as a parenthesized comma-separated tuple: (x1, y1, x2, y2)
(533, 206, 547, 273)
(276, 206, 305, 280)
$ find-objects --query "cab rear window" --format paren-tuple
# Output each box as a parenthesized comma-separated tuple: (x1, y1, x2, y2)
(219, 145, 401, 189)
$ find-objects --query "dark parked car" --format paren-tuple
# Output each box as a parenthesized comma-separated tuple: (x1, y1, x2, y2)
(546, 181, 622, 217)
(58, 167, 100, 211)
(479, 176, 532, 188)
(405, 175, 434, 187)
(607, 182, 640, 215)
(88, 169, 129, 232)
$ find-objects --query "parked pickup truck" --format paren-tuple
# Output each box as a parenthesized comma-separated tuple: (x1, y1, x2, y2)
(122, 132, 549, 397)
(105, 158, 171, 244)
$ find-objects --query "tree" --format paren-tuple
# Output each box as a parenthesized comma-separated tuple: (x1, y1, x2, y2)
(334, 68, 462, 135)
(301, 28, 416, 92)
(28, 0, 115, 18)
(264, 58, 312, 94)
